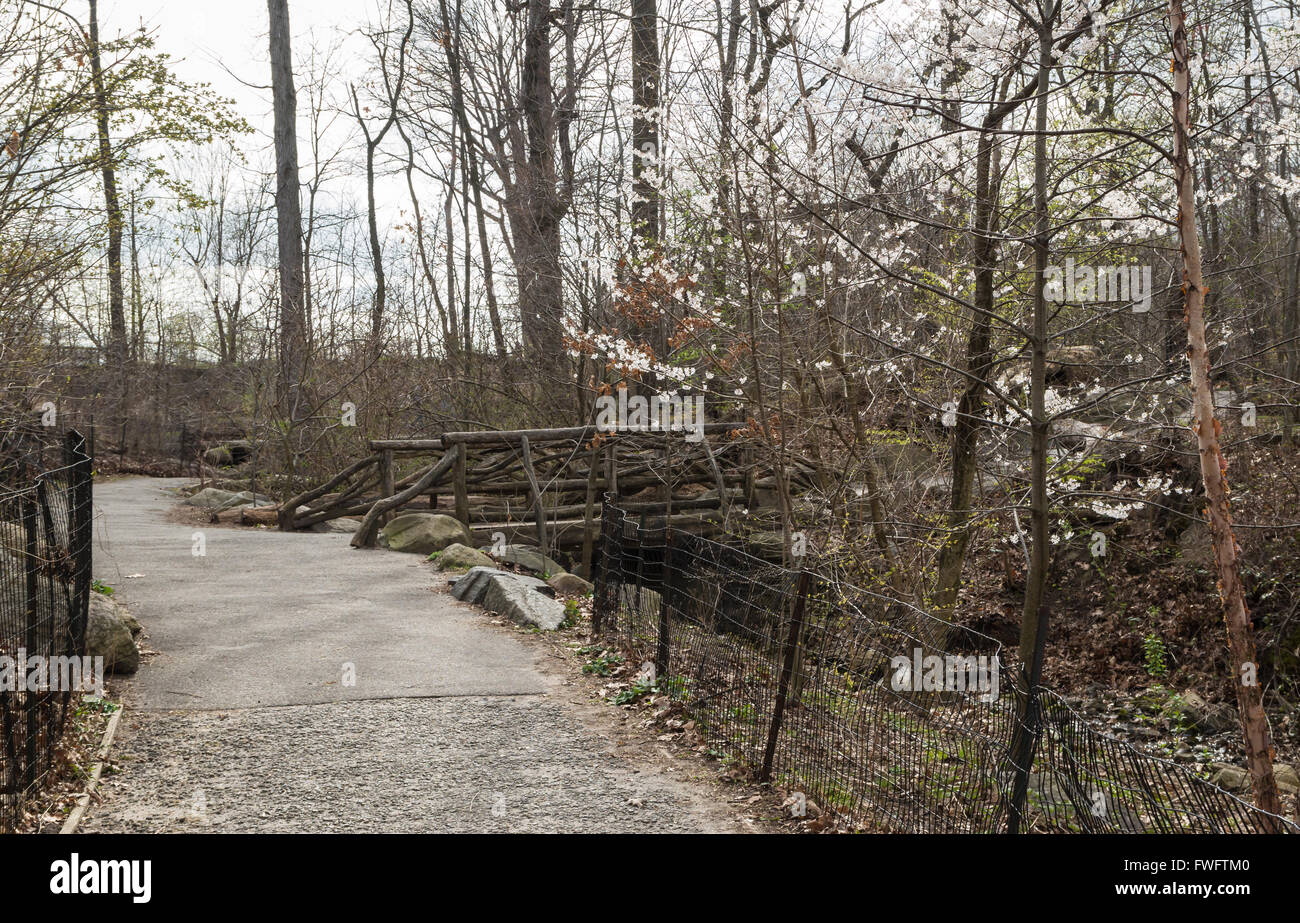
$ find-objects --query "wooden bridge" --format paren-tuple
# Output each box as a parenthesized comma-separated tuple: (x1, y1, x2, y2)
(277, 423, 807, 576)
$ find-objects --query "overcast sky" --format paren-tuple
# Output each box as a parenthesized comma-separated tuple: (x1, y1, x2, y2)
(102, 0, 371, 143)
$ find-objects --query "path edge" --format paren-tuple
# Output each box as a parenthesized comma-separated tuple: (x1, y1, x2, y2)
(60, 703, 125, 835)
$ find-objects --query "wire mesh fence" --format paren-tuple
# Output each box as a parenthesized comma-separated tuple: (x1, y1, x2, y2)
(594, 499, 1298, 834)
(0, 428, 93, 833)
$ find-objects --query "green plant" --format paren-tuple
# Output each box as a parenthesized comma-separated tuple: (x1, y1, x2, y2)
(91, 579, 114, 596)
(582, 649, 624, 677)
(563, 599, 580, 625)
(1143, 633, 1169, 678)
(612, 680, 656, 705)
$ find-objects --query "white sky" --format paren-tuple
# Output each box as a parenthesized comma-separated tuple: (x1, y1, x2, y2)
(102, 0, 371, 143)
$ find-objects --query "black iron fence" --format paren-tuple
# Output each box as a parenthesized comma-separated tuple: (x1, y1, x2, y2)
(0, 429, 93, 832)
(594, 500, 1297, 833)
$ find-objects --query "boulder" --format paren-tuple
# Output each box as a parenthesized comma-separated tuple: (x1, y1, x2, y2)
(431, 543, 494, 572)
(182, 487, 244, 509)
(379, 513, 472, 555)
(486, 544, 567, 577)
(1165, 690, 1237, 735)
(449, 566, 566, 630)
(203, 440, 253, 467)
(216, 490, 273, 512)
(547, 572, 594, 596)
(1275, 763, 1300, 794)
(1209, 763, 1250, 793)
(87, 591, 140, 674)
(308, 517, 362, 534)
(1178, 521, 1214, 568)
(1045, 345, 1101, 383)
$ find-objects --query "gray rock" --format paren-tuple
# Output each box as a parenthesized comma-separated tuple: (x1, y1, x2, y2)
(1178, 522, 1215, 568)
(1209, 763, 1250, 793)
(183, 487, 244, 509)
(216, 490, 273, 512)
(432, 543, 494, 572)
(379, 513, 471, 555)
(1275, 763, 1299, 794)
(308, 517, 361, 534)
(1165, 690, 1236, 735)
(450, 566, 566, 631)
(487, 544, 567, 577)
(87, 591, 140, 674)
(547, 572, 594, 596)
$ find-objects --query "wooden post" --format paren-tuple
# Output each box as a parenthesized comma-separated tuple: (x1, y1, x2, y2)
(379, 448, 395, 525)
(605, 440, 619, 497)
(580, 442, 600, 579)
(519, 435, 549, 555)
(453, 442, 469, 526)
(760, 569, 810, 784)
(352, 444, 460, 548)
(699, 434, 731, 526)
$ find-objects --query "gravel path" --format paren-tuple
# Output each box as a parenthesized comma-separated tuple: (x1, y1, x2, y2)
(80, 478, 747, 833)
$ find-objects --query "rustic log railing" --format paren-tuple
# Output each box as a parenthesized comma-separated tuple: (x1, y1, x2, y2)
(281, 423, 770, 573)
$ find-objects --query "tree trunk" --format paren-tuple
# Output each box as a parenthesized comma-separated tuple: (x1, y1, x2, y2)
(88, 0, 127, 417)
(267, 0, 307, 419)
(1170, 0, 1284, 828)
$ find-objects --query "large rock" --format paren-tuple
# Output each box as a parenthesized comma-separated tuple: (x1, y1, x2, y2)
(87, 591, 140, 674)
(450, 566, 566, 630)
(1209, 763, 1250, 793)
(379, 513, 471, 555)
(182, 487, 244, 509)
(1046, 345, 1101, 383)
(308, 517, 361, 534)
(203, 440, 253, 467)
(1165, 690, 1236, 735)
(216, 490, 273, 512)
(432, 543, 494, 572)
(486, 544, 567, 577)
(547, 572, 594, 596)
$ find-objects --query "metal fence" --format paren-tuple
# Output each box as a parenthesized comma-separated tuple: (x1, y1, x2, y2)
(0, 429, 93, 832)
(594, 500, 1297, 834)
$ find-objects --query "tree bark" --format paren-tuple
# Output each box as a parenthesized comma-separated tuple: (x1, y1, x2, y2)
(88, 0, 127, 416)
(1170, 0, 1283, 828)
(268, 0, 307, 419)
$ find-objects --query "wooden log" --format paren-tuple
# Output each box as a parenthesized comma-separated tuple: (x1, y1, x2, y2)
(352, 444, 462, 549)
(278, 454, 379, 530)
(380, 449, 395, 526)
(581, 443, 600, 578)
(453, 444, 469, 525)
(519, 434, 549, 554)
(465, 491, 738, 523)
(369, 438, 444, 452)
(441, 422, 737, 447)
(239, 506, 282, 526)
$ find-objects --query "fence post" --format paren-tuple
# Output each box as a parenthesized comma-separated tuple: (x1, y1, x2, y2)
(63, 430, 93, 653)
(591, 501, 609, 636)
(655, 530, 673, 679)
(453, 441, 469, 526)
(760, 569, 810, 784)
(20, 461, 39, 793)
(1006, 601, 1050, 833)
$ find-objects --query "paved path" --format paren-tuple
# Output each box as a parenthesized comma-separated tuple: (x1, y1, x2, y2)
(81, 478, 743, 832)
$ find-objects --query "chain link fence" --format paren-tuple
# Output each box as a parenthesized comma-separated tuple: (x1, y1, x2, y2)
(594, 499, 1297, 833)
(0, 428, 93, 832)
